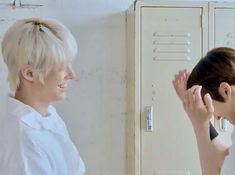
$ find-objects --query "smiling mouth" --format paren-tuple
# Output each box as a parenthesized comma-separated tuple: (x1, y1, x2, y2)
(58, 84, 67, 89)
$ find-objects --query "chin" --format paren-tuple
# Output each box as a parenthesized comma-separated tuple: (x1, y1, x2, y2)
(53, 93, 67, 102)
(58, 94, 66, 101)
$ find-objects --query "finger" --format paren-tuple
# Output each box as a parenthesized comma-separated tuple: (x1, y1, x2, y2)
(172, 81, 179, 97)
(189, 85, 199, 93)
(173, 70, 187, 85)
(185, 70, 191, 80)
(179, 70, 187, 80)
(182, 69, 187, 79)
(184, 85, 191, 105)
(172, 79, 184, 101)
(204, 93, 214, 115)
(172, 69, 189, 101)
(183, 92, 189, 110)
(172, 77, 178, 86)
(188, 85, 199, 108)
(182, 71, 189, 85)
(179, 69, 185, 74)
(175, 69, 186, 79)
(186, 85, 199, 108)
(172, 79, 179, 93)
(174, 73, 182, 82)
(173, 75, 180, 86)
(173, 71, 187, 89)
(194, 86, 203, 106)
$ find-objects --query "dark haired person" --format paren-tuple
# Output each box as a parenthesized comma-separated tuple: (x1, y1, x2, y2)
(172, 47, 235, 175)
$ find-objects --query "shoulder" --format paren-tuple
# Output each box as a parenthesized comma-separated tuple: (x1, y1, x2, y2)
(48, 105, 57, 114)
(0, 111, 42, 145)
(0, 114, 21, 142)
(48, 105, 67, 127)
(221, 128, 235, 174)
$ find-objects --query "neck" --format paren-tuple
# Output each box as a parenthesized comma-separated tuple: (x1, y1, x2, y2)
(14, 89, 49, 117)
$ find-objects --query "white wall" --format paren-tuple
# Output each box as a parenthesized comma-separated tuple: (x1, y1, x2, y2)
(0, 0, 133, 175)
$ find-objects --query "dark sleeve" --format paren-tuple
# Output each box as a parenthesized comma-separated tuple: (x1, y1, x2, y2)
(209, 121, 218, 141)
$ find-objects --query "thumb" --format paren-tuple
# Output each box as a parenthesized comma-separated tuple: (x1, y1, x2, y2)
(204, 93, 214, 114)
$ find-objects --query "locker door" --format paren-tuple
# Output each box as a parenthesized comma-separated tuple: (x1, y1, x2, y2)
(210, 5, 235, 146)
(141, 6, 207, 175)
(214, 8, 235, 48)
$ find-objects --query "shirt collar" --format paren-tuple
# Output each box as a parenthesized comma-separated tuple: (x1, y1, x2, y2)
(7, 95, 60, 133)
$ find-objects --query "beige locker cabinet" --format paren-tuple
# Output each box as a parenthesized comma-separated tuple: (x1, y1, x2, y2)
(127, 1, 235, 175)
(209, 2, 235, 50)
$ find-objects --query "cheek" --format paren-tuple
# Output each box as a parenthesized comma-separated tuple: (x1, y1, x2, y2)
(46, 74, 64, 84)
(213, 109, 221, 119)
(212, 101, 229, 119)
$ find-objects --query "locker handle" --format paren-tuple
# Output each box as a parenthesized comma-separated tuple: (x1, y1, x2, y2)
(145, 106, 153, 132)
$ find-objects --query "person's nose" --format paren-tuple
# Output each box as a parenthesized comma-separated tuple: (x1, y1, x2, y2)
(65, 64, 75, 80)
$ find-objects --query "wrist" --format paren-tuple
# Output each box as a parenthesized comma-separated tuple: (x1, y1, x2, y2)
(192, 121, 210, 135)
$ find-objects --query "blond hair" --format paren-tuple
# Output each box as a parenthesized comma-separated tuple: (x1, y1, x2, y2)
(1, 18, 77, 91)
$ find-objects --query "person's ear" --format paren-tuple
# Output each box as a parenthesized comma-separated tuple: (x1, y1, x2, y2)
(218, 82, 231, 101)
(20, 65, 34, 82)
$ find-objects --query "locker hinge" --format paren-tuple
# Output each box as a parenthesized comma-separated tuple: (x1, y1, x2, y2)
(201, 15, 204, 29)
(134, 0, 137, 10)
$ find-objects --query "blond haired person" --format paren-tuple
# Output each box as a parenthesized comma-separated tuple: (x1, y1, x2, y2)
(0, 18, 85, 175)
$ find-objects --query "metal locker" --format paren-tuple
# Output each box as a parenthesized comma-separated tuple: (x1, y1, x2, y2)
(141, 5, 206, 175)
(127, 1, 209, 175)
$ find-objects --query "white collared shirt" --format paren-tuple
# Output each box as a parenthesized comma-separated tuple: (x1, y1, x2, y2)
(0, 96, 85, 175)
(221, 127, 235, 175)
